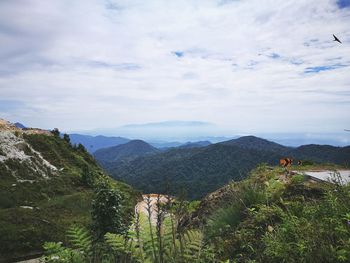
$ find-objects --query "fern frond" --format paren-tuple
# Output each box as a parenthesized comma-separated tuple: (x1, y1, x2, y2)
(104, 232, 142, 262)
(66, 226, 93, 256)
(182, 230, 203, 262)
(105, 232, 127, 253)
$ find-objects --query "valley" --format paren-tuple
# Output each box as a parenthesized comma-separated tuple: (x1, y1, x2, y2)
(93, 135, 349, 199)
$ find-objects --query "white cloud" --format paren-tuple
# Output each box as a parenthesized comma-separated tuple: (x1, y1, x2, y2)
(0, 0, 349, 138)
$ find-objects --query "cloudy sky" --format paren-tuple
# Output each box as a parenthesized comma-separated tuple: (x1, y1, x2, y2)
(0, 0, 350, 140)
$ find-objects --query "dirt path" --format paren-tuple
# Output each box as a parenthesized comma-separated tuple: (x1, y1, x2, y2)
(135, 194, 168, 224)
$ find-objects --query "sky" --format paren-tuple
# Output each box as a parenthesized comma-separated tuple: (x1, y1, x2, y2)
(0, 0, 350, 142)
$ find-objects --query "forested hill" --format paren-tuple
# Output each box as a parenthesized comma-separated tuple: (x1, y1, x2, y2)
(220, 135, 290, 153)
(94, 139, 160, 164)
(0, 119, 139, 262)
(98, 136, 350, 199)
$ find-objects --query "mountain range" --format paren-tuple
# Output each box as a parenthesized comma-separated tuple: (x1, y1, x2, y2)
(95, 136, 350, 199)
(68, 134, 130, 153)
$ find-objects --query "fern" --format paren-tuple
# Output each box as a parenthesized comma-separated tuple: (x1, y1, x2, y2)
(182, 230, 203, 262)
(66, 226, 93, 258)
(104, 232, 142, 262)
(162, 229, 204, 263)
(105, 232, 126, 252)
(41, 241, 85, 263)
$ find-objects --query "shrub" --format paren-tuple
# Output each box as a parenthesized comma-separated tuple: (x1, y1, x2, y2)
(51, 128, 60, 137)
(63, 134, 71, 144)
(205, 204, 243, 241)
(91, 181, 128, 239)
(291, 174, 305, 185)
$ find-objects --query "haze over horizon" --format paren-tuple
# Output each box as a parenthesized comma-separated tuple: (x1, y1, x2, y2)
(1, 0, 350, 143)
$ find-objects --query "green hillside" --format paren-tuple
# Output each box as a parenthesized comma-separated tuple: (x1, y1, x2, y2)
(185, 164, 350, 262)
(94, 139, 159, 164)
(0, 125, 139, 262)
(105, 144, 281, 199)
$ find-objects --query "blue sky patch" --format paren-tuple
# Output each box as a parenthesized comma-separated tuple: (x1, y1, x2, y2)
(290, 58, 304, 65)
(268, 53, 280, 59)
(88, 61, 140, 70)
(304, 64, 347, 73)
(173, 51, 184, 58)
(337, 0, 350, 8)
(0, 100, 24, 112)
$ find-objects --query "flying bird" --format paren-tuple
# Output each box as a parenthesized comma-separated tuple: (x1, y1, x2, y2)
(345, 129, 350, 132)
(333, 34, 342, 44)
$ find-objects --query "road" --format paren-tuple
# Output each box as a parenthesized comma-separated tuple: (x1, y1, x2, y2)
(295, 170, 350, 185)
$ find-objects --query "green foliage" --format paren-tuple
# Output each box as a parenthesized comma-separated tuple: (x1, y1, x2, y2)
(42, 241, 85, 263)
(91, 180, 128, 238)
(42, 227, 210, 263)
(76, 143, 87, 152)
(262, 188, 350, 263)
(63, 133, 71, 144)
(290, 174, 305, 185)
(301, 160, 314, 166)
(52, 163, 350, 263)
(188, 200, 201, 212)
(181, 230, 204, 262)
(104, 232, 140, 262)
(198, 166, 350, 262)
(205, 204, 242, 241)
(41, 194, 214, 263)
(265, 178, 285, 201)
(66, 226, 93, 258)
(81, 164, 96, 187)
(51, 128, 60, 137)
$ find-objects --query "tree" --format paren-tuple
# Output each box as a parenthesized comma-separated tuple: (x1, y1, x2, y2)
(81, 164, 95, 187)
(51, 128, 60, 137)
(91, 180, 127, 239)
(63, 133, 71, 144)
(76, 143, 86, 152)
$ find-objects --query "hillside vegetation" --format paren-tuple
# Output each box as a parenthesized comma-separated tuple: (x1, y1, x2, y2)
(41, 164, 350, 262)
(0, 121, 139, 262)
(187, 164, 350, 262)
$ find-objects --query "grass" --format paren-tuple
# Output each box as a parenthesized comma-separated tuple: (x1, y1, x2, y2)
(0, 191, 93, 260)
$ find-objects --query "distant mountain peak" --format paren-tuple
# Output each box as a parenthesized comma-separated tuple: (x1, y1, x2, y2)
(221, 135, 289, 152)
(94, 139, 159, 163)
(128, 139, 149, 144)
(121, 120, 214, 129)
(14, 122, 26, 129)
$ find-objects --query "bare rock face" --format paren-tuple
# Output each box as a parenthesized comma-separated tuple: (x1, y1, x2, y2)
(0, 119, 17, 131)
(0, 119, 57, 181)
(0, 118, 52, 135)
